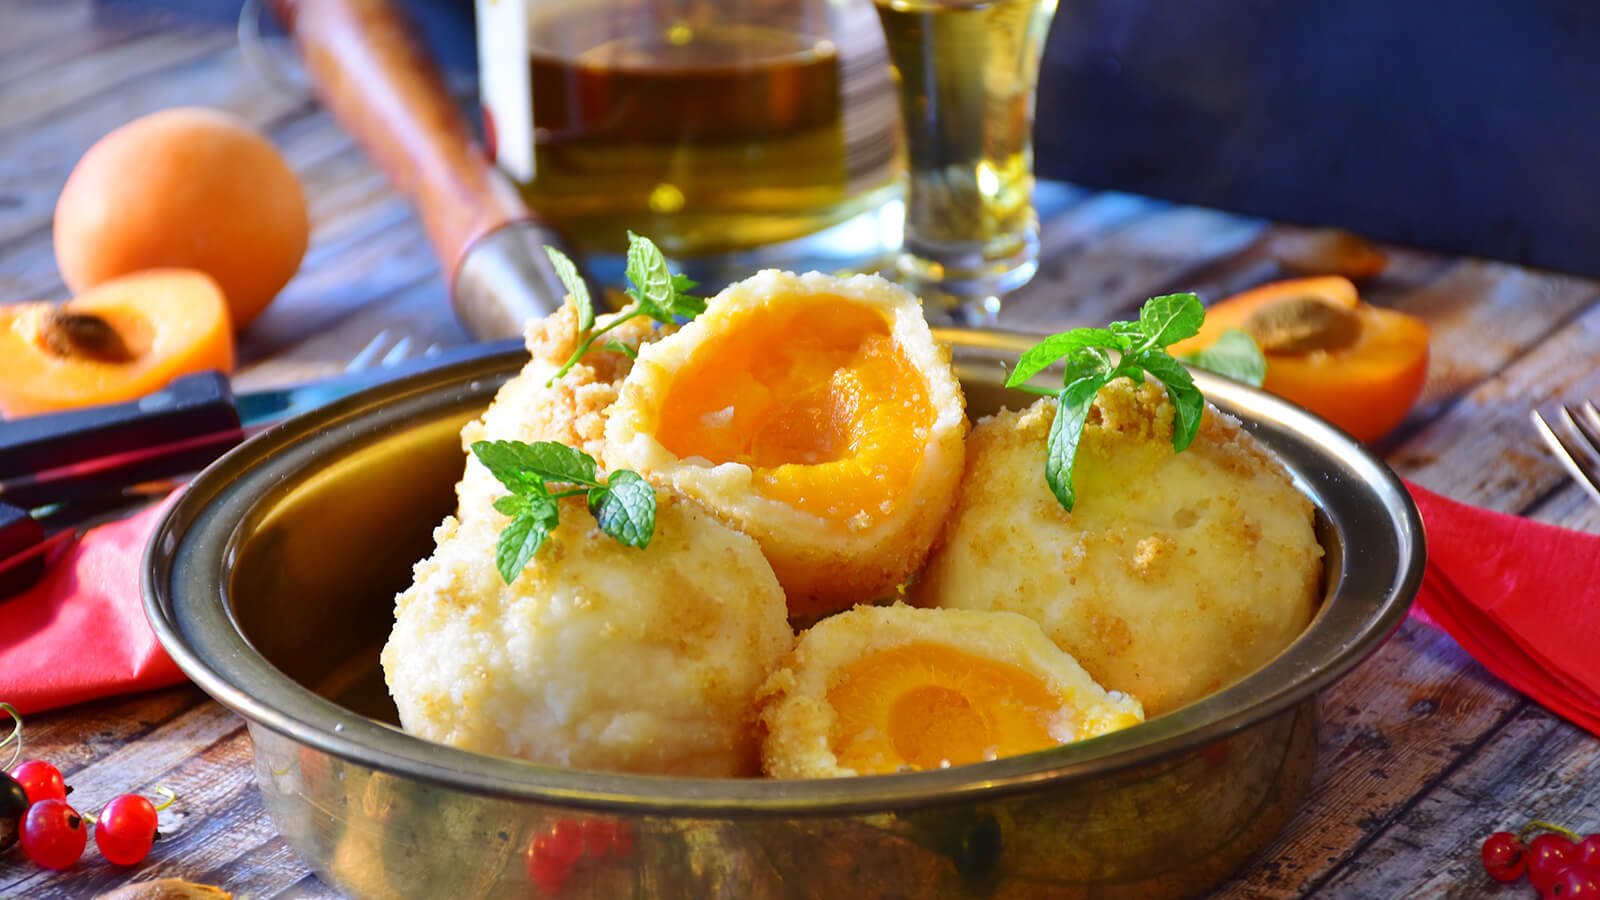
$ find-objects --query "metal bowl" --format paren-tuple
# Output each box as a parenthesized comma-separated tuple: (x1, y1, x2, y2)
(144, 329, 1424, 899)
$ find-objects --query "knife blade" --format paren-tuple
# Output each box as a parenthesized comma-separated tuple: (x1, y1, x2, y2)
(0, 337, 527, 510)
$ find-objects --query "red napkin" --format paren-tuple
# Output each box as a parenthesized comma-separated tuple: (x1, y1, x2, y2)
(0, 500, 186, 715)
(1406, 480, 1600, 736)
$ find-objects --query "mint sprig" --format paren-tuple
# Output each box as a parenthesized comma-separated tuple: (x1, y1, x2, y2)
(544, 232, 701, 386)
(1006, 293, 1227, 513)
(471, 439, 657, 582)
(1177, 328, 1267, 387)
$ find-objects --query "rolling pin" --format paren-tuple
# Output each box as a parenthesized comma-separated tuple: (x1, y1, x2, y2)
(266, 0, 596, 341)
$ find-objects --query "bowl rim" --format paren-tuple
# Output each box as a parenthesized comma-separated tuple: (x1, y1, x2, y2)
(142, 327, 1425, 816)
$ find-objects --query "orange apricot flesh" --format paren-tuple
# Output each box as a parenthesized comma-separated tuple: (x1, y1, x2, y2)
(0, 269, 235, 417)
(652, 295, 933, 523)
(1171, 276, 1430, 442)
(826, 643, 1069, 773)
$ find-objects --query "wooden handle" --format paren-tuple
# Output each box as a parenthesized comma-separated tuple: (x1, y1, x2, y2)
(268, 0, 530, 280)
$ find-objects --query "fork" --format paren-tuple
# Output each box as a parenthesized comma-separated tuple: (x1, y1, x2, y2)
(341, 329, 443, 374)
(1531, 402, 1600, 509)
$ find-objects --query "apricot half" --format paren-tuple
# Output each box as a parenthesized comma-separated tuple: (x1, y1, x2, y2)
(604, 270, 967, 618)
(757, 605, 1144, 778)
(1170, 276, 1430, 442)
(0, 269, 234, 417)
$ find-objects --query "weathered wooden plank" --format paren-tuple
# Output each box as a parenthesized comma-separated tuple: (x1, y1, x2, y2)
(1526, 483, 1600, 534)
(1393, 298, 1600, 512)
(1213, 620, 1526, 897)
(0, 0, 97, 59)
(239, 222, 441, 367)
(1007, 204, 1266, 333)
(0, 48, 315, 250)
(1310, 703, 1600, 898)
(0, 24, 238, 132)
(234, 275, 470, 391)
(6, 689, 209, 777)
(0, 4, 163, 86)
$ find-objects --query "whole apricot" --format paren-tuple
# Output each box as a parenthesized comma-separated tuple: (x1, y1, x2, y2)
(53, 107, 309, 330)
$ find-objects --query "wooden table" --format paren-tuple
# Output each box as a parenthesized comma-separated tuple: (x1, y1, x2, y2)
(5, 3, 1600, 898)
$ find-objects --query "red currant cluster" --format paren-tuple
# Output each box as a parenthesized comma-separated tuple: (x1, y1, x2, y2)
(1, 703, 172, 870)
(1482, 821, 1600, 897)
(524, 818, 636, 895)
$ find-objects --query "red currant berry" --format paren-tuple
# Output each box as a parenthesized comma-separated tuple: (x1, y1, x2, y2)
(1577, 835, 1600, 870)
(19, 798, 87, 870)
(94, 793, 160, 865)
(1531, 834, 1580, 893)
(526, 833, 570, 895)
(1482, 830, 1528, 882)
(547, 819, 584, 866)
(1550, 865, 1600, 897)
(10, 760, 66, 805)
(579, 818, 616, 857)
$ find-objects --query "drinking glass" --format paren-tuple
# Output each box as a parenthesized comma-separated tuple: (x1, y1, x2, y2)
(874, 0, 1057, 323)
(475, 0, 905, 286)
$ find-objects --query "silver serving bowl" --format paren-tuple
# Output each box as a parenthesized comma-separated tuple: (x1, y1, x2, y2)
(143, 329, 1424, 899)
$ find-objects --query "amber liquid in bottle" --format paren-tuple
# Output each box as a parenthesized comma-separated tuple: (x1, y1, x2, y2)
(518, 21, 899, 259)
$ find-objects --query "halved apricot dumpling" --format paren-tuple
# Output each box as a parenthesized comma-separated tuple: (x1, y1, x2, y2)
(604, 270, 966, 618)
(757, 604, 1144, 778)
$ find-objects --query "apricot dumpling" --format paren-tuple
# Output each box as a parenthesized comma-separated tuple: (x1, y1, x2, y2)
(604, 270, 966, 619)
(381, 493, 792, 776)
(913, 379, 1323, 716)
(757, 604, 1143, 778)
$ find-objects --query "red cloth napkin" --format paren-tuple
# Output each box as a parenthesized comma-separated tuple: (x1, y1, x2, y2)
(1406, 480, 1600, 736)
(0, 500, 186, 715)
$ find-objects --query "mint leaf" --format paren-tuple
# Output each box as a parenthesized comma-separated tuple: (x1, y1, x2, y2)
(1017, 292, 1225, 515)
(547, 232, 702, 386)
(545, 246, 593, 331)
(475, 438, 658, 581)
(603, 339, 638, 360)
(1059, 346, 1117, 385)
(670, 288, 707, 320)
(472, 440, 600, 488)
(591, 470, 656, 548)
(1007, 328, 1129, 387)
(473, 440, 549, 495)
(1046, 375, 1111, 512)
(1179, 328, 1266, 387)
(496, 506, 552, 583)
(624, 231, 677, 323)
(1130, 350, 1203, 452)
(1136, 293, 1205, 349)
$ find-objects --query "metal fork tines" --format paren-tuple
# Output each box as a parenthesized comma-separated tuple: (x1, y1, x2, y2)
(1532, 401, 1600, 508)
(344, 329, 442, 374)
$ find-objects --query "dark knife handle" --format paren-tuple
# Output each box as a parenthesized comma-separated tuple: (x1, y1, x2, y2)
(0, 372, 242, 488)
(0, 501, 46, 599)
